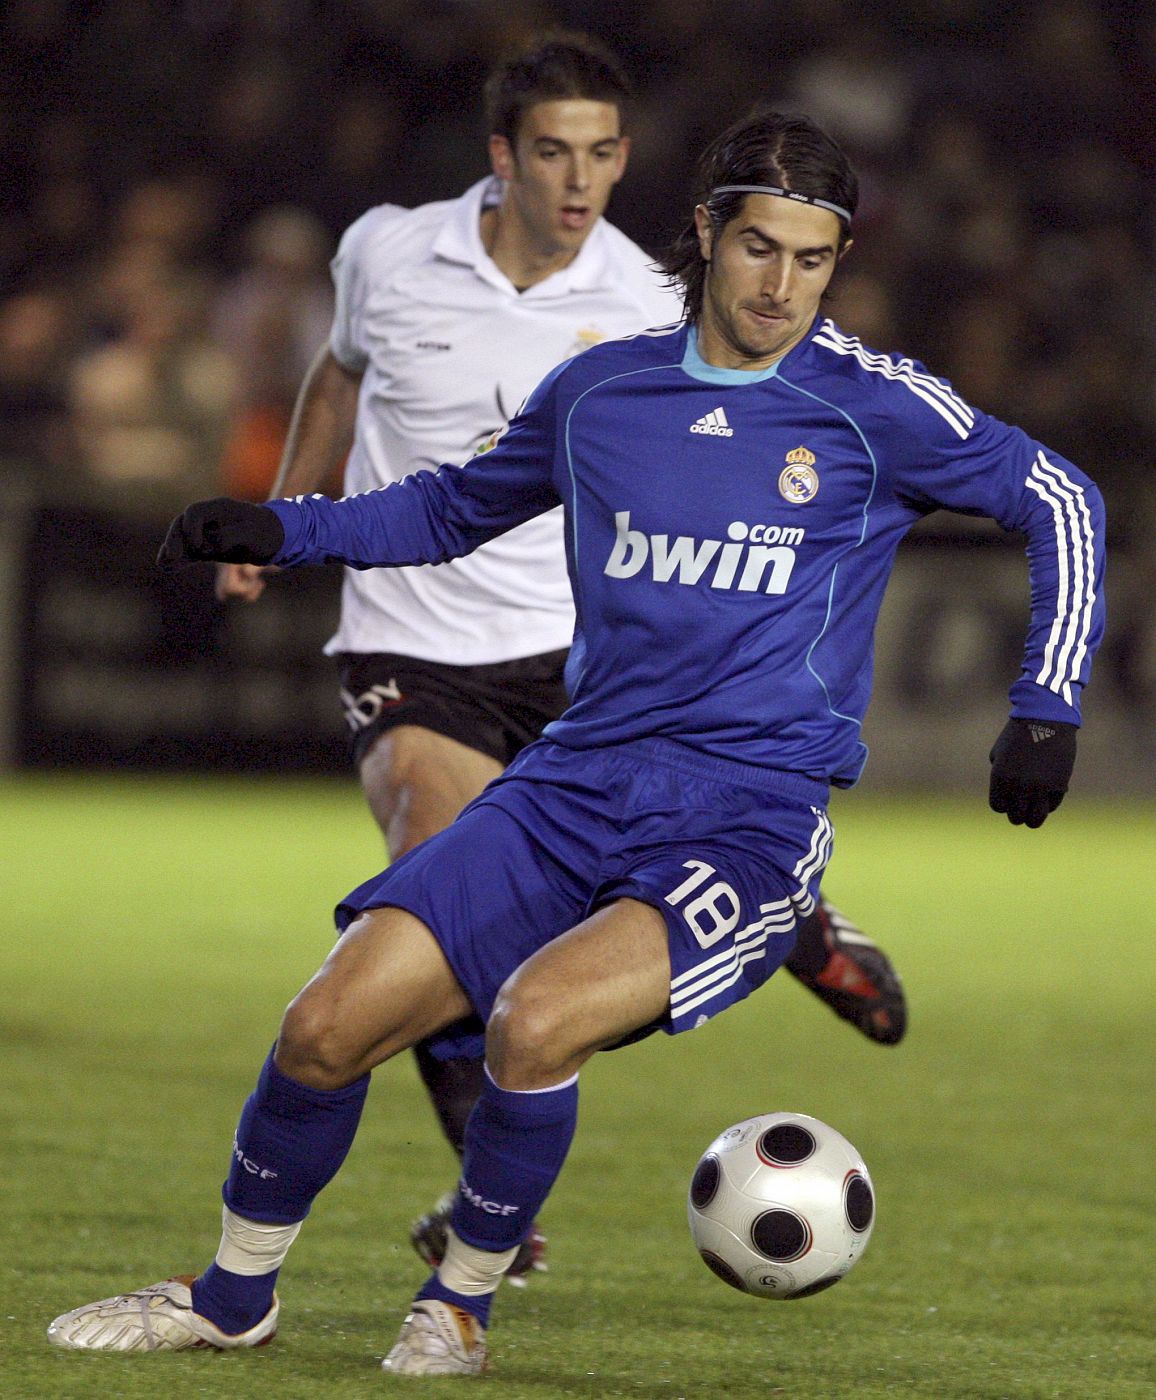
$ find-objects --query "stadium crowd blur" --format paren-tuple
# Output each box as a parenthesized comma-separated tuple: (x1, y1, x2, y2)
(2, 1, 1153, 586)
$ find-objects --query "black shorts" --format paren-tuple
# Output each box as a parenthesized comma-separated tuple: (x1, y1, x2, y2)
(336, 650, 570, 768)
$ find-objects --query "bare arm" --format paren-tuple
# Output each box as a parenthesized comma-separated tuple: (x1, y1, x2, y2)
(217, 345, 362, 601)
(268, 344, 362, 497)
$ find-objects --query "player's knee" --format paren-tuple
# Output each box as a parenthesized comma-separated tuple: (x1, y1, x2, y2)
(359, 726, 430, 804)
(276, 992, 363, 1091)
(486, 979, 573, 1085)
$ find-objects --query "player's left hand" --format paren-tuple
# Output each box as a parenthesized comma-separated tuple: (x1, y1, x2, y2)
(988, 717, 1077, 828)
(157, 498, 285, 569)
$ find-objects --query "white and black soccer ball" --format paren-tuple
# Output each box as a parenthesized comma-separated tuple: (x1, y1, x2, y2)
(687, 1112, 875, 1300)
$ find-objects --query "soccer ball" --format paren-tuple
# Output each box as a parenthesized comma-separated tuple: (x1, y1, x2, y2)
(687, 1112, 874, 1299)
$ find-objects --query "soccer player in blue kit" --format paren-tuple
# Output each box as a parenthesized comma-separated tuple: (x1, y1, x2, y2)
(50, 109, 1104, 1375)
(215, 32, 906, 1286)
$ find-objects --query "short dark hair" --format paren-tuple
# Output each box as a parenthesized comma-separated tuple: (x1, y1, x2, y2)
(661, 108, 858, 323)
(483, 31, 632, 144)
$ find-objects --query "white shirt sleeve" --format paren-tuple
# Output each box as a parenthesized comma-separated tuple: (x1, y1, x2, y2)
(329, 206, 403, 372)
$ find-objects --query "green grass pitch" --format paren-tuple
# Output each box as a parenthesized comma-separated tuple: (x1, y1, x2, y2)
(1, 774, 1152, 1399)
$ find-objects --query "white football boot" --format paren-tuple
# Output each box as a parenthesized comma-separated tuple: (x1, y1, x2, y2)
(382, 1299, 487, 1376)
(47, 1275, 278, 1351)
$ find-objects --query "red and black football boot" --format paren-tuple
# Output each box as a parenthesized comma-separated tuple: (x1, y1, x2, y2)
(785, 896, 907, 1045)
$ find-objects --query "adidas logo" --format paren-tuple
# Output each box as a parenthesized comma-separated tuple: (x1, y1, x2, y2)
(1028, 723, 1057, 744)
(690, 407, 734, 437)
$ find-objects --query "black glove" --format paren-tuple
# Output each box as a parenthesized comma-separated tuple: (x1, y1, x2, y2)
(157, 498, 285, 568)
(988, 718, 1077, 828)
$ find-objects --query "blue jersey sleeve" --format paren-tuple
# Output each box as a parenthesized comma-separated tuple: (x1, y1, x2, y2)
(881, 393, 1105, 725)
(266, 366, 565, 570)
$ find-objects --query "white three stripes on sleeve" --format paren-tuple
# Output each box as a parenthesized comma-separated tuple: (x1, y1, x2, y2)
(1024, 452, 1098, 706)
(812, 324, 975, 440)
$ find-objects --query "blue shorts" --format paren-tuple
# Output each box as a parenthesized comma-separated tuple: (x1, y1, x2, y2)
(335, 737, 832, 1057)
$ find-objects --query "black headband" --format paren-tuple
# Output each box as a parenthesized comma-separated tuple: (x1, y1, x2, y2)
(711, 184, 852, 225)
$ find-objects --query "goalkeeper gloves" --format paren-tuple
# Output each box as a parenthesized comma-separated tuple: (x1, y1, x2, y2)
(988, 718, 1077, 828)
(157, 498, 285, 568)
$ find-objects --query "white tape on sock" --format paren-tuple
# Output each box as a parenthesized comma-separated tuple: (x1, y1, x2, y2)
(215, 1205, 303, 1276)
(437, 1226, 518, 1297)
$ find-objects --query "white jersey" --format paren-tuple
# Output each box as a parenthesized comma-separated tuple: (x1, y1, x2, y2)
(323, 176, 683, 663)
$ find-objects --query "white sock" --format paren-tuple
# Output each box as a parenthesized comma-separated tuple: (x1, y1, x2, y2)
(437, 1226, 518, 1297)
(214, 1205, 303, 1276)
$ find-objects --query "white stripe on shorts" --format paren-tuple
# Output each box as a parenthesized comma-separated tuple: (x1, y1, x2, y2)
(669, 806, 832, 1025)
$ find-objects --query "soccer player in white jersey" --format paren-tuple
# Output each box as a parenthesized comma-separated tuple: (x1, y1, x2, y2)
(214, 33, 906, 1281)
(50, 106, 1103, 1377)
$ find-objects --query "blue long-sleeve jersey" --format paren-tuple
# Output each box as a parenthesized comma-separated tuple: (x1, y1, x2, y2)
(269, 318, 1105, 788)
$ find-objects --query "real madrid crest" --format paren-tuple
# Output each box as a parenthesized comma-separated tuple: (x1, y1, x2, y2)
(568, 327, 605, 358)
(779, 446, 819, 503)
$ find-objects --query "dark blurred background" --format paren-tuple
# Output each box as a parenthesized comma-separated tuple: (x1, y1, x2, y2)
(0, 0, 1152, 789)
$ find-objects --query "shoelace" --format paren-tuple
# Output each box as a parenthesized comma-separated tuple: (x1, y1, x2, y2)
(411, 1313, 456, 1355)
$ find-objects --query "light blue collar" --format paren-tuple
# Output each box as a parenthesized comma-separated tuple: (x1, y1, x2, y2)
(680, 324, 784, 384)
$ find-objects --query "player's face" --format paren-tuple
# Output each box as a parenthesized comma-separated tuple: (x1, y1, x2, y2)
(490, 99, 629, 259)
(695, 195, 849, 369)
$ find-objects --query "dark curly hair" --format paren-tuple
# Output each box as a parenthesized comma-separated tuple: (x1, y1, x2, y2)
(483, 31, 632, 143)
(661, 108, 858, 323)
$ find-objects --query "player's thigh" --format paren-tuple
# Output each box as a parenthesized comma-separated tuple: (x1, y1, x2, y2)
(360, 724, 503, 853)
(336, 792, 598, 1036)
(487, 897, 672, 1088)
(278, 903, 473, 1086)
(593, 763, 833, 1038)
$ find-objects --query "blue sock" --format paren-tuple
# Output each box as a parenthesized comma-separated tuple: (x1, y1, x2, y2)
(416, 1272, 497, 1329)
(451, 1067, 579, 1253)
(415, 1070, 578, 1326)
(190, 1047, 369, 1334)
(192, 1261, 280, 1336)
(223, 1046, 370, 1223)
